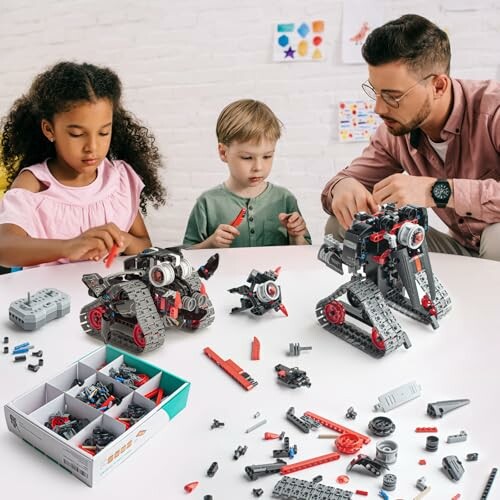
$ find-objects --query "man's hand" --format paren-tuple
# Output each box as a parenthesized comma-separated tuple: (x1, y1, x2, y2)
(373, 174, 435, 208)
(330, 178, 379, 229)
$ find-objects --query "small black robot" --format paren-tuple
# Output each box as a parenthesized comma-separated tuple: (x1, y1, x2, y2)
(228, 267, 288, 317)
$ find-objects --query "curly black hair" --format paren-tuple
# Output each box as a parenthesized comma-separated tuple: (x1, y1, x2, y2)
(362, 14, 450, 76)
(1, 61, 166, 214)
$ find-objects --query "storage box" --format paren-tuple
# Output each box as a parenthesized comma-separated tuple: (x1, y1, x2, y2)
(4, 345, 190, 486)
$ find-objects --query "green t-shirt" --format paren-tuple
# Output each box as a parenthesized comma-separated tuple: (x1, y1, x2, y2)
(183, 183, 311, 247)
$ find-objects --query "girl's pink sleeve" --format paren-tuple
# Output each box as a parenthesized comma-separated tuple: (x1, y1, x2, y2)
(0, 189, 37, 236)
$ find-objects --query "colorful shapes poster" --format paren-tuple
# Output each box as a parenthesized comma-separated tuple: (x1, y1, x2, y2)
(273, 20, 325, 62)
(342, 0, 383, 64)
(338, 100, 381, 142)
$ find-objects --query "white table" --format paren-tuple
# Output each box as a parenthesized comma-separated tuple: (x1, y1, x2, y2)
(0, 245, 498, 499)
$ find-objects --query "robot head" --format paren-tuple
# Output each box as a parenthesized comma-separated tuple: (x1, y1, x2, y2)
(397, 222, 425, 249)
(149, 262, 176, 287)
(255, 281, 281, 303)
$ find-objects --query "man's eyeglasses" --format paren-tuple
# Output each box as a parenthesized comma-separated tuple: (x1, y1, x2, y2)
(362, 74, 436, 109)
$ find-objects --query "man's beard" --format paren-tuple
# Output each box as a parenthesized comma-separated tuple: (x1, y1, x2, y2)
(381, 96, 432, 136)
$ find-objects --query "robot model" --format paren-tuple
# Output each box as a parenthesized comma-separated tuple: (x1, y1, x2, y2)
(229, 267, 288, 317)
(316, 204, 451, 358)
(80, 248, 219, 353)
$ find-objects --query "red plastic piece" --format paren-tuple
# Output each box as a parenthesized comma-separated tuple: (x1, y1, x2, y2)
(336, 474, 350, 484)
(369, 230, 386, 243)
(251, 336, 261, 360)
(323, 300, 345, 325)
(335, 433, 363, 454)
(419, 459, 427, 465)
(371, 248, 391, 265)
(203, 347, 257, 391)
(88, 306, 106, 330)
(415, 427, 438, 433)
(144, 388, 159, 400)
(279, 452, 340, 475)
(132, 324, 145, 348)
(451, 495, 461, 500)
(229, 208, 247, 227)
(278, 303, 289, 317)
(134, 374, 150, 387)
(183, 481, 199, 493)
(355, 491, 368, 496)
(304, 411, 371, 445)
(274, 266, 282, 276)
(264, 432, 280, 440)
(116, 417, 131, 430)
(50, 416, 69, 428)
(104, 243, 119, 268)
(155, 388, 164, 406)
(170, 291, 181, 319)
(371, 328, 385, 350)
(78, 444, 96, 456)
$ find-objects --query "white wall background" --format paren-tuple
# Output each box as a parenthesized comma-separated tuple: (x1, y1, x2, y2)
(1, 0, 499, 246)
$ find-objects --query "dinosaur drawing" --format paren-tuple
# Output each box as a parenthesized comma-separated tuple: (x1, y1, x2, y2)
(350, 21, 370, 44)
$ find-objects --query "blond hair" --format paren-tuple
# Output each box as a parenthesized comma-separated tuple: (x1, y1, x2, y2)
(216, 99, 282, 145)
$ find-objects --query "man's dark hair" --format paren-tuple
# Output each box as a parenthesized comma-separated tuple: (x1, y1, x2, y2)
(362, 14, 451, 75)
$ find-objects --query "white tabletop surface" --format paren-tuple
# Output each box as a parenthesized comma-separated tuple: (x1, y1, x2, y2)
(0, 245, 498, 499)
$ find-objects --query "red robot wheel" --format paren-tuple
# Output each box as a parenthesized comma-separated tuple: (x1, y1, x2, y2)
(324, 300, 346, 325)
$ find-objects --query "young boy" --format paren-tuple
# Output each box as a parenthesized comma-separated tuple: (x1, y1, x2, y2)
(183, 99, 311, 248)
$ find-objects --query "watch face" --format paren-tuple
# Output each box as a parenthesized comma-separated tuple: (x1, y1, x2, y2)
(433, 182, 451, 200)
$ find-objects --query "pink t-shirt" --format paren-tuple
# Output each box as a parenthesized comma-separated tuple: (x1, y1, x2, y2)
(0, 158, 144, 258)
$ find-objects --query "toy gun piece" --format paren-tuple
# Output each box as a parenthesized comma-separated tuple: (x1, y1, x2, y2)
(229, 208, 247, 227)
(103, 243, 120, 268)
(197, 253, 219, 280)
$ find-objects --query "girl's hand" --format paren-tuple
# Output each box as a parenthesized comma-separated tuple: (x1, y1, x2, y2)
(279, 212, 307, 237)
(63, 223, 125, 262)
(207, 224, 240, 248)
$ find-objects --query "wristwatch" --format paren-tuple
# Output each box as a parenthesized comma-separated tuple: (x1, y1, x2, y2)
(431, 179, 452, 208)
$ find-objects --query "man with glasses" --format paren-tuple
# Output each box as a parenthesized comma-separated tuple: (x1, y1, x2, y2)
(321, 14, 500, 260)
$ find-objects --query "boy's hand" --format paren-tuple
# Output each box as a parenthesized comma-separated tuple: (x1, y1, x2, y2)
(63, 223, 125, 262)
(279, 212, 307, 237)
(207, 224, 240, 248)
(330, 178, 379, 229)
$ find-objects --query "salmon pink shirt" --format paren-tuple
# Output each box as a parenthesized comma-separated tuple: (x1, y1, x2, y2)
(322, 79, 500, 251)
(0, 158, 144, 263)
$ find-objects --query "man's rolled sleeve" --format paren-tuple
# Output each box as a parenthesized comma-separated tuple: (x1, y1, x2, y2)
(453, 178, 500, 223)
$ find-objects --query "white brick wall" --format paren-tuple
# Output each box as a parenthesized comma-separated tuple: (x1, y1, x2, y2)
(1, 0, 498, 245)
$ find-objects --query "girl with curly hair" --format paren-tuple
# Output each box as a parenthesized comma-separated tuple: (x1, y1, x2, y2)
(0, 61, 166, 267)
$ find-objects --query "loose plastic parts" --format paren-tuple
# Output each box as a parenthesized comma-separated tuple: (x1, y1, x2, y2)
(204, 347, 258, 390)
(336, 433, 363, 454)
(184, 481, 199, 493)
(480, 467, 498, 499)
(279, 451, 340, 474)
(251, 336, 260, 360)
(427, 399, 470, 418)
(374, 381, 422, 412)
(304, 411, 371, 445)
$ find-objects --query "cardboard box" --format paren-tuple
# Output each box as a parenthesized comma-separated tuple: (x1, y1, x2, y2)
(4, 345, 190, 486)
